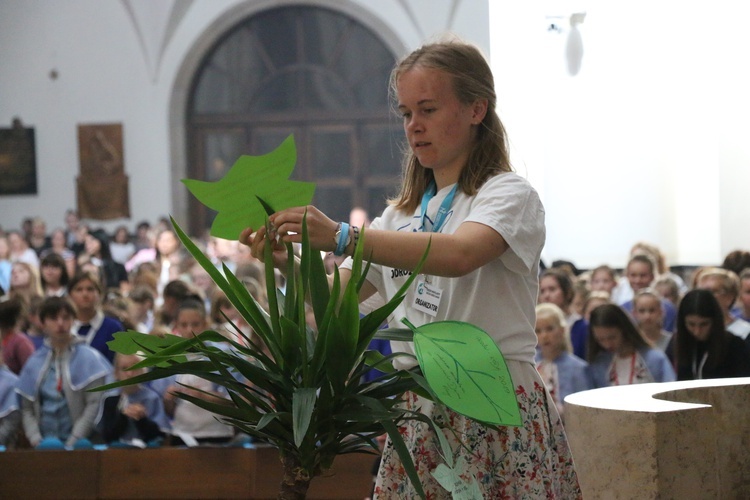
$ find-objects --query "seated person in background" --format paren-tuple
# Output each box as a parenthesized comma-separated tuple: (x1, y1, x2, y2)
(569, 291, 611, 360)
(129, 285, 156, 333)
(696, 267, 750, 345)
(164, 298, 234, 446)
(654, 275, 681, 309)
(69, 271, 123, 363)
(589, 265, 618, 297)
(39, 252, 70, 297)
(24, 296, 46, 350)
(98, 353, 170, 446)
(534, 303, 591, 419)
(720, 250, 750, 280)
(587, 304, 675, 388)
(157, 279, 202, 333)
(0, 354, 21, 448)
(538, 268, 579, 326)
(0, 296, 35, 374)
(632, 288, 673, 351)
(620, 254, 677, 332)
(669, 289, 750, 380)
(570, 279, 590, 320)
(17, 296, 113, 448)
(733, 269, 750, 322)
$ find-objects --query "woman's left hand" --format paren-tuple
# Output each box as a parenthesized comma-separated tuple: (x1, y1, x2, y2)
(270, 205, 339, 253)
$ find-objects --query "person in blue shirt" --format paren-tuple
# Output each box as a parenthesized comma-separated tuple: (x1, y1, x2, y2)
(587, 303, 675, 387)
(17, 296, 112, 448)
(534, 303, 592, 420)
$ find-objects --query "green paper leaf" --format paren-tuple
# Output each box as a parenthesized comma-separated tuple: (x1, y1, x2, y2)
(182, 134, 315, 240)
(411, 320, 522, 426)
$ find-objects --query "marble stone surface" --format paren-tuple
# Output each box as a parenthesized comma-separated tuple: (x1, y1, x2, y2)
(564, 378, 750, 499)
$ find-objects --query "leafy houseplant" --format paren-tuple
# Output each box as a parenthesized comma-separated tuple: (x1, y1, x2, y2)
(99, 215, 434, 499)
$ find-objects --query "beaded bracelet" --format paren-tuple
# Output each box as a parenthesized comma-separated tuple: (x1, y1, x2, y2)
(350, 225, 360, 254)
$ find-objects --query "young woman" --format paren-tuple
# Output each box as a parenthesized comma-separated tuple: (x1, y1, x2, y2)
(588, 304, 675, 387)
(0, 235, 13, 294)
(696, 267, 750, 341)
(97, 352, 170, 446)
(734, 269, 750, 322)
(109, 225, 136, 265)
(41, 227, 77, 279)
(9, 261, 43, 306)
(670, 289, 750, 380)
(632, 288, 672, 351)
(589, 265, 618, 296)
(0, 296, 35, 374)
(68, 271, 124, 363)
(79, 229, 128, 292)
(569, 291, 611, 359)
(164, 298, 234, 446)
(40, 252, 70, 297)
(534, 303, 591, 419)
(7, 230, 39, 268)
(16, 296, 112, 448)
(241, 40, 580, 498)
(538, 268, 578, 325)
(621, 254, 677, 332)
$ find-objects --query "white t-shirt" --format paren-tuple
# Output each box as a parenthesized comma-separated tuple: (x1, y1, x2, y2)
(171, 374, 233, 439)
(341, 172, 545, 369)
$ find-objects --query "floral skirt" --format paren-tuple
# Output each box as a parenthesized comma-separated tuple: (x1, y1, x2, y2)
(373, 360, 582, 499)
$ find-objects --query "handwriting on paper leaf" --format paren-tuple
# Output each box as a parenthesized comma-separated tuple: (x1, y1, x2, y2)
(412, 320, 522, 426)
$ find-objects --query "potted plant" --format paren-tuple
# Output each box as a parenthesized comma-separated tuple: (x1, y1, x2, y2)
(99, 214, 433, 499)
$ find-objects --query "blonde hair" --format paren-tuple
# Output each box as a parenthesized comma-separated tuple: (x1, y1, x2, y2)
(388, 39, 512, 212)
(698, 267, 740, 303)
(535, 303, 572, 353)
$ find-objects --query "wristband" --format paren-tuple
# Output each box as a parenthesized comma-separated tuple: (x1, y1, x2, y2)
(333, 222, 350, 256)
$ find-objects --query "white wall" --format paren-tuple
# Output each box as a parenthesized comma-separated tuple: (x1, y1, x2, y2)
(4, 0, 748, 270)
(0, 0, 489, 232)
(490, 1, 750, 269)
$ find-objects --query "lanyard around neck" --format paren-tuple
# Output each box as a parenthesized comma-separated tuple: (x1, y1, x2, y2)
(610, 352, 636, 385)
(420, 181, 457, 233)
(692, 350, 708, 379)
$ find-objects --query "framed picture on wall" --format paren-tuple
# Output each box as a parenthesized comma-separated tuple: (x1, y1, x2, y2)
(76, 122, 130, 220)
(0, 118, 38, 195)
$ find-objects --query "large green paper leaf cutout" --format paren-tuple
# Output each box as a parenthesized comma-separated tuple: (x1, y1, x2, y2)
(182, 134, 315, 240)
(411, 320, 522, 426)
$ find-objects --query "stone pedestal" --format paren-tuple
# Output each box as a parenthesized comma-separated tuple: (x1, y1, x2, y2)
(564, 378, 750, 499)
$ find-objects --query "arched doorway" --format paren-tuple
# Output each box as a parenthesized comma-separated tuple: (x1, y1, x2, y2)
(186, 5, 404, 237)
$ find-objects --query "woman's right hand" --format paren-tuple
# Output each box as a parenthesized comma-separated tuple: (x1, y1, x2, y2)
(238, 225, 289, 270)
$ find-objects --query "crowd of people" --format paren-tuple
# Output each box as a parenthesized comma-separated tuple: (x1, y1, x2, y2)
(2, 38, 750, 498)
(0, 210, 267, 450)
(2, 208, 750, 470)
(534, 242, 750, 414)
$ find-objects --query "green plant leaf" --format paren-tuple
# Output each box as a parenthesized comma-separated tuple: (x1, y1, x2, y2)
(181, 135, 315, 239)
(293, 387, 318, 448)
(170, 215, 282, 362)
(360, 397, 426, 500)
(106, 329, 183, 354)
(409, 319, 522, 426)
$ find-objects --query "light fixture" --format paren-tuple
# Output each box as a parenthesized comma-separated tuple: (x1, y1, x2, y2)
(546, 12, 587, 76)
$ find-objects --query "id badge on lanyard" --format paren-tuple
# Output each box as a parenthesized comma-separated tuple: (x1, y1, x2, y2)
(410, 182, 456, 317)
